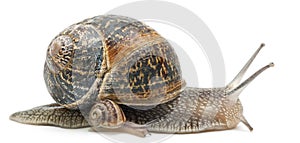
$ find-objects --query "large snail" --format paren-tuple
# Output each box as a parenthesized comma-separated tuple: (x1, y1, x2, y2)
(10, 15, 274, 137)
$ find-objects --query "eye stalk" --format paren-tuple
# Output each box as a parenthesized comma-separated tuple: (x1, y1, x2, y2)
(46, 35, 74, 73)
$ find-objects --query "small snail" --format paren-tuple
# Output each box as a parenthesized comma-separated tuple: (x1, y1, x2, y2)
(10, 15, 273, 137)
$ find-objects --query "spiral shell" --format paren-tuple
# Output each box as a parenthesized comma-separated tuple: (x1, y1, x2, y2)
(44, 15, 185, 108)
(89, 99, 125, 128)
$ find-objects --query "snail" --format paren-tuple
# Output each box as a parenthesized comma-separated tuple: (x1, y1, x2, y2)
(10, 15, 274, 137)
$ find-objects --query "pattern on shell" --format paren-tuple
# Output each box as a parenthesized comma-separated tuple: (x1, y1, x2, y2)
(44, 15, 185, 108)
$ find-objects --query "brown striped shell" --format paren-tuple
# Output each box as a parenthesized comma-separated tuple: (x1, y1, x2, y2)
(44, 15, 185, 108)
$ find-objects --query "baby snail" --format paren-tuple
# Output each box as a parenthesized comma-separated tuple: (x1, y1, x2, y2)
(10, 15, 274, 137)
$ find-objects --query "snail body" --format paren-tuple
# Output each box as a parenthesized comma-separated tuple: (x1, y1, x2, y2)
(10, 15, 273, 137)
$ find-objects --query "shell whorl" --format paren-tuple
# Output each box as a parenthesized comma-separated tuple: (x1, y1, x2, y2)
(89, 99, 125, 128)
(44, 23, 104, 108)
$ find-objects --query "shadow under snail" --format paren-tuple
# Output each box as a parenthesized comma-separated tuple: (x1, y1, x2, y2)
(10, 15, 274, 137)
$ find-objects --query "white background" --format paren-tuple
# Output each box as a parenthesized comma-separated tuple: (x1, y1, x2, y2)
(0, 0, 298, 143)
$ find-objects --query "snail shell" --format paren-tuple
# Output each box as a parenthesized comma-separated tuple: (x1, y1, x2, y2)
(44, 15, 185, 108)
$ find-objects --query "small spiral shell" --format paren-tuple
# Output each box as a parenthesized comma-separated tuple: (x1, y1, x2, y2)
(89, 99, 126, 128)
